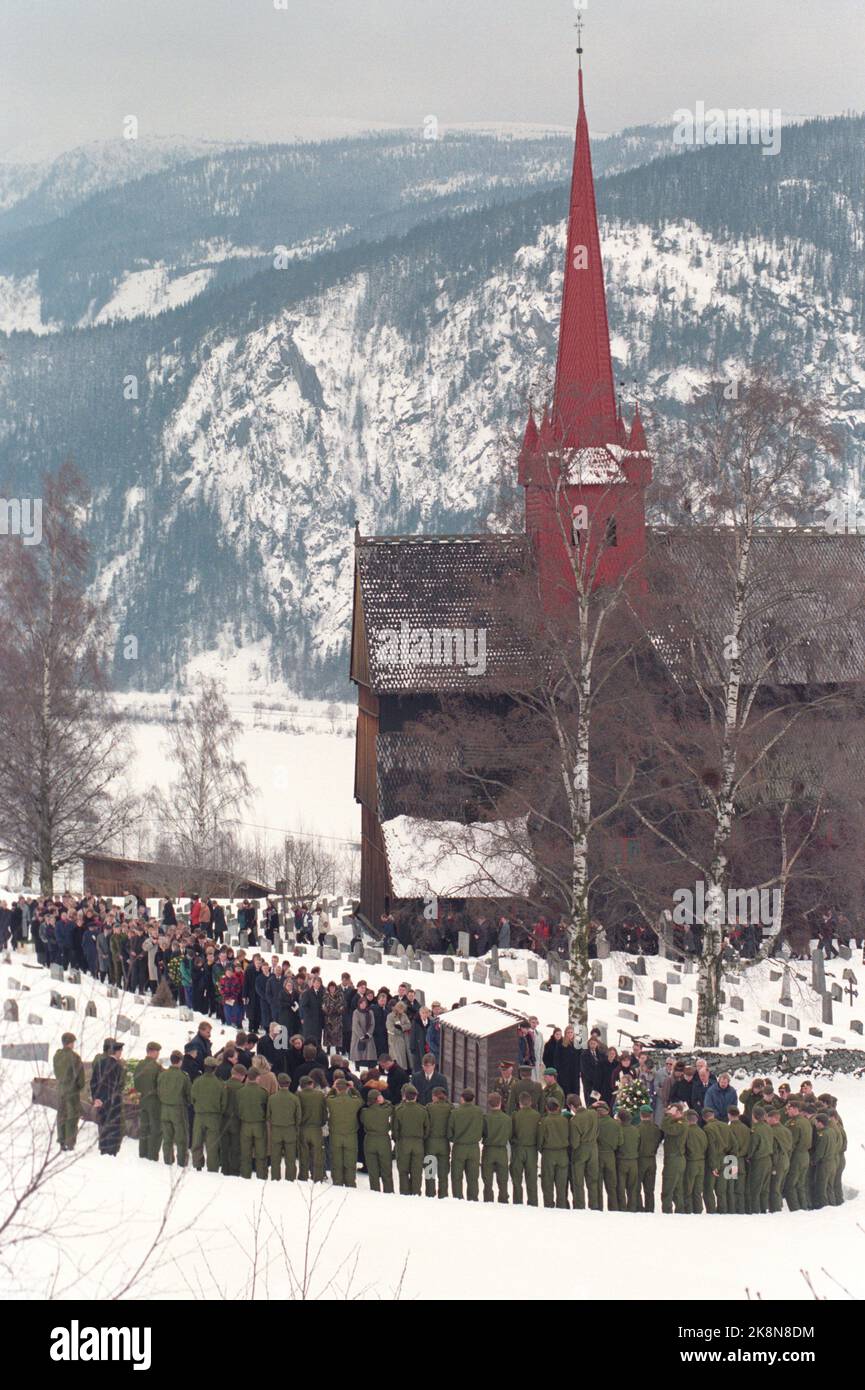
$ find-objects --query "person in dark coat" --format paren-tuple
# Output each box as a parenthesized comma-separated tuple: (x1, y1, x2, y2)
(580, 1036, 609, 1107)
(411, 1054, 449, 1104)
(185, 1022, 212, 1074)
(555, 1027, 582, 1098)
(380, 1055, 410, 1106)
(299, 977, 325, 1043)
(257, 1023, 288, 1076)
(90, 1039, 126, 1155)
(543, 1027, 563, 1071)
(244, 957, 264, 1033)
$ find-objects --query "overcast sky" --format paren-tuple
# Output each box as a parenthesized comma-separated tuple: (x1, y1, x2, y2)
(2, 0, 863, 161)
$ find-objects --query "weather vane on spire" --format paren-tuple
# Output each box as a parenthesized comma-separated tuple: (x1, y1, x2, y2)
(574, 4, 585, 69)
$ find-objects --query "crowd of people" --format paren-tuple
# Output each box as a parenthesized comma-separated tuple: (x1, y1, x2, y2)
(51, 1022, 846, 1214)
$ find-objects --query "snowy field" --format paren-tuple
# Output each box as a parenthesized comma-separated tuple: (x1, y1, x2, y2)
(2, 943, 862, 1302)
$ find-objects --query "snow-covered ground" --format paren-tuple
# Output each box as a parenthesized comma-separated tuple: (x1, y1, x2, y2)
(2, 942, 861, 1301)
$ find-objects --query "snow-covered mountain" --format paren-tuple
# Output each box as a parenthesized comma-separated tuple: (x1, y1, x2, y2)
(1, 117, 862, 696)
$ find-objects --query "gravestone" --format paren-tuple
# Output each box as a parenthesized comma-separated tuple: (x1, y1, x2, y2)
(458, 931, 471, 957)
(808, 1027, 823, 1038)
(490, 945, 499, 972)
(134, 995, 147, 1005)
(490, 970, 506, 989)
(680, 997, 693, 1013)
(178, 1007, 194, 1022)
(501, 970, 512, 985)
(781, 1033, 797, 1047)
(322, 947, 340, 960)
(406, 945, 416, 960)
(618, 975, 633, 992)
(85, 1001, 98, 1018)
(652, 982, 667, 1003)
(770, 1010, 785, 1027)
(596, 936, 610, 960)
(549, 956, 562, 985)
(821, 993, 833, 1025)
(779, 968, 793, 1007)
(786, 1014, 800, 1032)
(349, 950, 361, 964)
(722, 1034, 740, 1047)
(3, 1000, 18, 1021)
(50, 964, 64, 981)
(67, 969, 81, 985)
(472, 965, 488, 984)
(594, 985, 607, 1000)
(631, 957, 647, 977)
(618, 992, 636, 1006)
(238, 930, 249, 949)
(27, 1013, 43, 1025)
(757, 1025, 770, 1038)
(730, 996, 744, 1012)
(8, 978, 21, 991)
(760, 1010, 770, 1022)
(668, 1006, 685, 1017)
(838, 943, 852, 960)
(527, 959, 538, 980)
(324, 934, 338, 949)
(441, 958, 454, 972)
(117, 1015, 133, 1032)
(851, 1020, 863, 1035)
(49, 990, 62, 1009)
(365, 949, 382, 965)
(295, 945, 307, 956)
(2, 1042, 48, 1062)
(590, 961, 603, 982)
(830, 983, 843, 1002)
(560, 985, 570, 997)
(459, 962, 470, 979)
(666, 973, 679, 986)
(769, 970, 782, 982)
(107, 986, 119, 998)
(811, 949, 826, 995)
(619, 1009, 639, 1022)
(128, 1022, 141, 1037)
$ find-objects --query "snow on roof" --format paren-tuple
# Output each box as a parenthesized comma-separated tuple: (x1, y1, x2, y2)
(442, 1001, 525, 1037)
(562, 446, 625, 485)
(381, 814, 534, 898)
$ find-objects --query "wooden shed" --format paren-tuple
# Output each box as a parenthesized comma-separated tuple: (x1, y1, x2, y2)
(439, 1001, 525, 1111)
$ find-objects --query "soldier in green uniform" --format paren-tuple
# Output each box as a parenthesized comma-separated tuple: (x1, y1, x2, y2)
(393, 1084, 429, 1195)
(423, 1087, 451, 1197)
(825, 1104, 846, 1205)
(766, 1108, 792, 1212)
(327, 1079, 363, 1187)
(660, 1103, 687, 1214)
(782, 1098, 812, 1211)
(683, 1109, 708, 1213)
(538, 1097, 570, 1209)
(596, 1102, 623, 1211)
(448, 1089, 483, 1201)
(191, 1057, 226, 1172)
(237, 1072, 269, 1179)
(616, 1108, 641, 1213)
(221, 1064, 246, 1176)
(481, 1093, 511, 1203)
(726, 1105, 751, 1214)
(810, 1114, 834, 1209)
(361, 1090, 394, 1193)
(541, 1068, 565, 1112)
(747, 1106, 773, 1213)
(510, 1091, 540, 1206)
(268, 1074, 301, 1180)
(568, 1095, 600, 1211)
(637, 1104, 662, 1212)
(157, 1050, 192, 1166)
(297, 1076, 327, 1181)
(507, 1067, 543, 1115)
(133, 1042, 162, 1162)
(491, 1061, 515, 1111)
(702, 1108, 727, 1213)
(52, 1031, 85, 1152)
(739, 1078, 765, 1127)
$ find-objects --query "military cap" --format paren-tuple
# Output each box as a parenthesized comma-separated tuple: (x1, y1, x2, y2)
(543, 1067, 558, 1077)
(277, 1073, 291, 1085)
(595, 1101, 610, 1112)
(639, 1104, 653, 1114)
(204, 1056, 218, 1069)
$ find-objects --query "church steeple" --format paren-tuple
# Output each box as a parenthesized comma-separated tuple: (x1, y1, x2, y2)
(552, 65, 618, 448)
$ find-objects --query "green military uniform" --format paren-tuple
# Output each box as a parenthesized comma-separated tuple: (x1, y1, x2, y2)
(221, 1076, 244, 1175)
(570, 1107, 600, 1210)
(683, 1123, 708, 1213)
(507, 1077, 544, 1115)
(597, 1113, 623, 1211)
(830, 1120, 845, 1206)
(538, 1111, 570, 1209)
(298, 1087, 327, 1181)
(637, 1116, 662, 1212)
(268, 1087, 301, 1180)
(702, 1116, 727, 1213)
(747, 1120, 773, 1213)
(616, 1119, 641, 1213)
(53, 1046, 85, 1151)
(510, 1105, 540, 1206)
(660, 1115, 687, 1213)
(393, 1101, 429, 1195)
(361, 1099, 394, 1193)
(810, 1125, 833, 1209)
(783, 1112, 812, 1211)
(726, 1118, 751, 1214)
(424, 1098, 451, 1197)
(482, 1110, 512, 1203)
(157, 1065, 192, 1166)
(327, 1092, 363, 1187)
(739, 1087, 763, 1127)
(769, 1121, 792, 1213)
(540, 1082, 565, 1112)
(133, 1056, 162, 1161)
(448, 1102, 483, 1201)
(237, 1081, 268, 1179)
(191, 1069, 226, 1172)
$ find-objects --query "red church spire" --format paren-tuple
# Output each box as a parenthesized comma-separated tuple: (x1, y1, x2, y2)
(627, 403, 647, 452)
(552, 65, 618, 449)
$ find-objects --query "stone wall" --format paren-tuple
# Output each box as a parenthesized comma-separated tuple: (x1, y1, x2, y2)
(677, 1047, 865, 1078)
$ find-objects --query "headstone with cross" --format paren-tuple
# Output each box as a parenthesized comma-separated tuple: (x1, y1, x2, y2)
(842, 968, 858, 1009)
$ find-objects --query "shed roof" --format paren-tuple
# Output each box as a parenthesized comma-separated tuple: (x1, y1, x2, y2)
(441, 1001, 526, 1038)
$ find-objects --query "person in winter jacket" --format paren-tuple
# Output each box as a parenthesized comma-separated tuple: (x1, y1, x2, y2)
(321, 982, 345, 1052)
(350, 998, 377, 1065)
(580, 1036, 610, 1107)
(386, 1001, 412, 1069)
(90, 1039, 126, 1156)
(299, 976, 325, 1043)
(704, 1073, 737, 1122)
